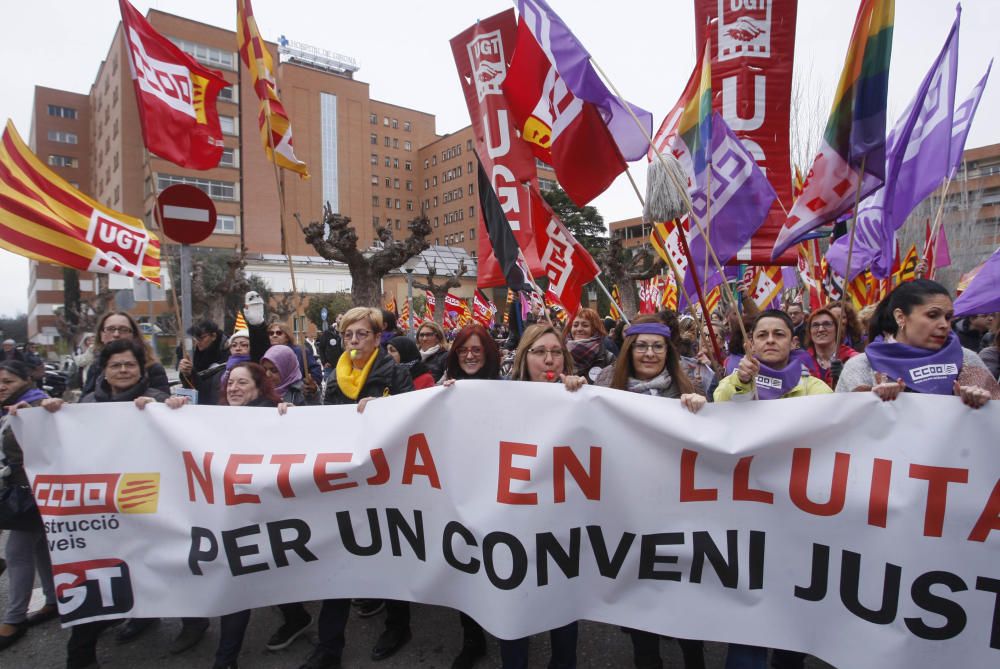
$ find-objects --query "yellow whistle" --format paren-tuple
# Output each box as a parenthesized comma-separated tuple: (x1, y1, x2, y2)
(350, 349, 359, 359)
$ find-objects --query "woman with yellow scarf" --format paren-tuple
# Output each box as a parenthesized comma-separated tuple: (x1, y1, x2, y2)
(309, 307, 415, 669)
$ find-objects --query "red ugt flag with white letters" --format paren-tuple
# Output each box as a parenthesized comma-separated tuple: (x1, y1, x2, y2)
(119, 0, 228, 169)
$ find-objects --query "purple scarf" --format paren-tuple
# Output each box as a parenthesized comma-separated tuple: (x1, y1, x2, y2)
(726, 354, 805, 400)
(262, 345, 302, 396)
(864, 331, 964, 395)
(1, 387, 48, 415)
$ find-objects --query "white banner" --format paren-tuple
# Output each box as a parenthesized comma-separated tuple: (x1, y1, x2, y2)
(11, 383, 1000, 669)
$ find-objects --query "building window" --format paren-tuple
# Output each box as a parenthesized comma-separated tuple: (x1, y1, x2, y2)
(424, 159, 430, 169)
(394, 199, 400, 209)
(431, 156, 437, 166)
(48, 155, 78, 168)
(372, 195, 379, 207)
(385, 177, 391, 188)
(370, 113, 377, 124)
(433, 196, 439, 207)
(219, 148, 237, 167)
(393, 158, 399, 169)
(404, 121, 412, 132)
(467, 139, 473, 151)
(370, 133, 378, 145)
(391, 119, 398, 129)
(432, 176, 438, 187)
(218, 85, 236, 103)
(406, 180, 413, 191)
(434, 218, 439, 228)
(406, 200, 413, 211)
(370, 153, 378, 165)
(424, 179, 429, 189)
(468, 161, 473, 174)
(372, 175, 379, 185)
(392, 138, 399, 149)
(385, 197, 392, 208)
(469, 206, 475, 219)
(47, 130, 78, 144)
(169, 38, 236, 69)
(113, 154, 119, 170)
(395, 219, 401, 230)
(215, 215, 237, 234)
(539, 177, 558, 192)
(468, 184, 474, 195)
(384, 156, 391, 167)
(219, 115, 237, 135)
(157, 174, 235, 200)
(384, 117, 390, 126)
(404, 161, 412, 171)
(393, 178, 400, 189)
(47, 105, 77, 119)
(470, 227, 475, 240)
(384, 136, 391, 147)
(404, 140, 412, 151)
(456, 166, 462, 177)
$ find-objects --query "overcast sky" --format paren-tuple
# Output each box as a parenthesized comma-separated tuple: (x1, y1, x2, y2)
(1, 0, 997, 317)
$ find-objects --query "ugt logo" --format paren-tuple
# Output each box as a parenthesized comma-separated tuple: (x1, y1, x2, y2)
(85, 211, 151, 276)
(718, 0, 773, 61)
(54, 559, 134, 622)
(467, 29, 506, 101)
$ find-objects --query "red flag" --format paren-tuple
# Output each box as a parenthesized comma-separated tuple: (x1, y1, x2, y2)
(501, 19, 626, 206)
(529, 187, 600, 324)
(450, 11, 544, 289)
(472, 290, 493, 328)
(119, 0, 228, 169)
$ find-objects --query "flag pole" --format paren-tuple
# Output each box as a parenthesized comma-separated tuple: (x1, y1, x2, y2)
(837, 155, 867, 352)
(594, 277, 630, 326)
(587, 56, 751, 349)
(923, 176, 952, 262)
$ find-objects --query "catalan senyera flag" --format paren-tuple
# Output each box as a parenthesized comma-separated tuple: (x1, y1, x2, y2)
(399, 299, 410, 327)
(0, 121, 161, 285)
(608, 285, 622, 321)
(233, 311, 248, 333)
(661, 273, 678, 311)
(383, 293, 397, 315)
(896, 243, 918, 284)
(704, 285, 722, 316)
(773, 0, 894, 258)
(748, 266, 783, 309)
(237, 0, 309, 177)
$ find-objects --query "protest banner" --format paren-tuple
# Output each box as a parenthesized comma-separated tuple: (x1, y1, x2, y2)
(12, 384, 1000, 668)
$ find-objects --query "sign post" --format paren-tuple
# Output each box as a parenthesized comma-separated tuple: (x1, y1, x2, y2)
(156, 185, 217, 357)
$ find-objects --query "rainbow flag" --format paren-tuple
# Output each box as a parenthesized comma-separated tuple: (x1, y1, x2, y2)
(237, 0, 309, 177)
(675, 39, 713, 175)
(0, 121, 161, 285)
(773, 0, 894, 258)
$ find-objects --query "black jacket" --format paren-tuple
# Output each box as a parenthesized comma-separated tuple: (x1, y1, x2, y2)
(324, 349, 414, 406)
(248, 322, 323, 386)
(182, 335, 230, 406)
(80, 377, 171, 404)
(422, 348, 449, 382)
(83, 360, 170, 396)
(954, 318, 987, 353)
(316, 328, 343, 368)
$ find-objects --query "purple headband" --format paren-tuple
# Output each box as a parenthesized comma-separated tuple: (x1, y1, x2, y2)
(624, 323, 672, 339)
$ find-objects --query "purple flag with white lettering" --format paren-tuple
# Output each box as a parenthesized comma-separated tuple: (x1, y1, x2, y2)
(515, 0, 652, 161)
(827, 9, 960, 280)
(680, 113, 776, 303)
(949, 59, 992, 178)
(954, 246, 1000, 317)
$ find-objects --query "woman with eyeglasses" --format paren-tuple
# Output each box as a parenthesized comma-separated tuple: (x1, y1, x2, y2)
(592, 316, 706, 669)
(0, 360, 55, 652)
(81, 311, 169, 396)
(435, 323, 502, 668)
(309, 307, 416, 668)
(500, 323, 585, 669)
(801, 307, 858, 389)
(415, 320, 450, 381)
(39, 339, 210, 668)
(251, 321, 323, 390)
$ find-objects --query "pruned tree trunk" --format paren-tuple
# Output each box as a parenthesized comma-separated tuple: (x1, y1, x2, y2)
(300, 203, 432, 307)
(597, 238, 664, 319)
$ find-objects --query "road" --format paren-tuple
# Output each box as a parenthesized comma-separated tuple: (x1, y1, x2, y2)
(0, 533, 836, 669)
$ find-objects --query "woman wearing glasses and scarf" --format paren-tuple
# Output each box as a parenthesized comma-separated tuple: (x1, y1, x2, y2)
(594, 315, 707, 669)
(307, 307, 416, 669)
(801, 307, 858, 389)
(252, 321, 323, 390)
(82, 311, 169, 396)
(501, 323, 585, 669)
(564, 308, 615, 382)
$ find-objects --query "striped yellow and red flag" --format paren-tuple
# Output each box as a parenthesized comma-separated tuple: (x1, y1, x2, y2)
(704, 285, 722, 315)
(237, 0, 309, 177)
(896, 244, 919, 284)
(661, 273, 678, 311)
(502, 289, 512, 326)
(0, 121, 161, 285)
(399, 299, 410, 327)
(383, 292, 397, 314)
(608, 285, 622, 320)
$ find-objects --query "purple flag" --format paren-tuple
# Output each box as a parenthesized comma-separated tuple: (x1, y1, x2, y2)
(827, 9, 960, 280)
(515, 0, 653, 161)
(954, 246, 1000, 317)
(949, 59, 993, 178)
(681, 113, 776, 301)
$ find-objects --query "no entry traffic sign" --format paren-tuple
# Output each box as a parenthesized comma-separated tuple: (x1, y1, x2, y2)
(156, 184, 217, 245)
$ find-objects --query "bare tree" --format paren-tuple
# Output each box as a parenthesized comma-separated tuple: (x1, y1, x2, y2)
(412, 258, 467, 326)
(789, 63, 831, 174)
(54, 273, 114, 343)
(596, 238, 664, 318)
(300, 203, 432, 307)
(189, 248, 251, 326)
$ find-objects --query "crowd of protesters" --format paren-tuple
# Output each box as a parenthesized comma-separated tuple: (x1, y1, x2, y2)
(0, 278, 998, 669)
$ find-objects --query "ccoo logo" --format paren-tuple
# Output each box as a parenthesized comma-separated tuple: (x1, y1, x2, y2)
(34, 473, 161, 516)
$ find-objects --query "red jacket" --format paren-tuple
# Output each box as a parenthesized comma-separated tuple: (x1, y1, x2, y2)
(804, 344, 858, 388)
